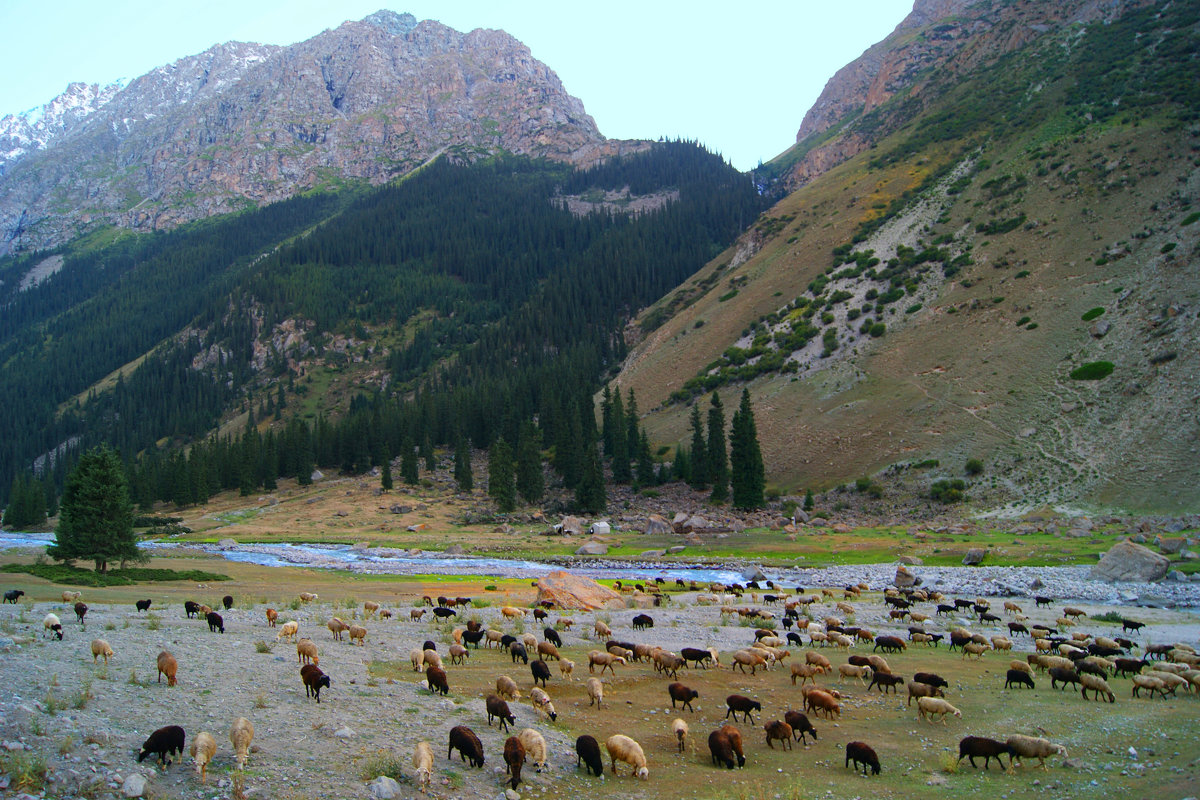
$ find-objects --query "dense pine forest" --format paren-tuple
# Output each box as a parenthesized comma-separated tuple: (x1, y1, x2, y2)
(0, 142, 766, 516)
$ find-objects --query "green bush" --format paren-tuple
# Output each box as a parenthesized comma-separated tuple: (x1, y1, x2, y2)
(868, 323, 886, 338)
(1160, 242, 1176, 254)
(1069, 361, 1115, 380)
(912, 459, 940, 469)
(1016, 316, 1031, 326)
(1081, 307, 1105, 321)
(965, 458, 984, 476)
(1182, 212, 1200, 226)
(931, 479, 966, 503)
(0, 563, 229, 586)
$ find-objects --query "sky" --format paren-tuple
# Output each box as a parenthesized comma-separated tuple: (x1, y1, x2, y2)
(0, 1, 912, 171)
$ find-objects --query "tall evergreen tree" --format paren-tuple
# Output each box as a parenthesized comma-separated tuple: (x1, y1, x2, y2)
(554, 399, 583, 489)
(574, 441, 606, 514)
(688, 404, 708, 490)
(380, 458, 393, 491)
(453, 435, 474, 492)
(47, 445, 139, 573)
(730, 388, 766, 510)
(600, 385, 615, 458)
(707, 392, 729, 503)
(625, 389, 640, 462)
(515, 421, 544, 505)
(488, 437, 516, 512)
(635, 428, 654, 487)
(609, 390, 630, 483)
(421, 433, 436, 471)
(401, 439, 419, 485)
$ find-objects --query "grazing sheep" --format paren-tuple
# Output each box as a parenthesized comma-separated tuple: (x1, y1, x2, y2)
(868, 672, 905, 694)
(432, 607, 457, 620)
(632, 613, 654, 630)
(348, 624, 367, 646)
(732, 648, 768, 675)
(62, 590, 81, 603)
(839, 664, 873, 685)
(138, 725, 186, 768)
(221, 595, 233, 610)
(43, 613, 63, 640)
(1080, 672, 1115, 702)
(917, 696, 962, 724)
(708, 728, 740, 769)
(265, 608, 277, 627)
(681, 647, 719, 668)
(803, 689, 841, 719)
(422, 649, 443, 670)
(301, 663, 331, 703)
(653, 650, 686, 679)
(90, 638, 114, 665)
(190, 731, 217, 783)
(409, 648, 426, 672)
(790, 663, 820, 686)
(1132, 674, 1168, 699)
(537, 641, 561, 661)
(529, 687, 557, 721)
(1008, 660, 1033, 675)
(864, 655, 892, 674)
(912, 671, 947, 690)
(501, 606, 526, 619)
(412, 740, 433, 791)
(496, 675, 521, 701)
(906, 681, 945, 705)
(576, 735, 604, 776)
(363, 600, 379, 618)
(1006, 734, 1067, 770)
(296, 638, 319, 665)
(229, 717, 253, 770)
(668, 682, 700, 712)
(510, 643, 529, 664)
(298, 592, 318, 603)
(74, 602, 88, 624)
(962, 642, 991, 659)
(1148, 670, 1188, 694)
(1049, 667, 1081, 691)
(672, 718, 689, 753)
(486, 694, 516, 732)
(804, 651, 832, 672)
(606, 734, 649, 779)
(503, 736, 526, 789)
(587, 677, 604, 708)
(594, 620, 612, 638)
(559, 659, 575, 681)
(958, 736, 1013, 770)
(425, 665, 449, 696)
(784, 710, 818, 744)
(410, 608, 427, 621)
(764, 720, 794, 750)
(448, 726, 485, 768)
(725, 694, 762, 723)
(449, 643, 469, 665)
(845, 741, 880, 775)
(277, 620, 299, 642)
(206, 612, 225, 634)
(1063, 606, 1087, 619)
(991, 636, 1013, 651)
(531, 659, 551, 687)
(517, 728, 548, 773)
(157, 651, 178, 686)
(1005, 669, 1035, 690)
(327, 617, 349, 641)
(588, 650, 625, 675)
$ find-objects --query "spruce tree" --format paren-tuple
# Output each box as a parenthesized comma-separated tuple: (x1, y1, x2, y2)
(421, 433, 436, 471)
(574, 441, 606, 514)
(381, 458, 393, 491)
(730, 388, 766, 510)
(625, 389, 640, 463)
(454, 436, 474, 492)
(609, 390, 630, 483)
(707, 393, 729, 503)
(600, 385, 614, 458)
(401, 440, 419, 485)
(554, 399, 583, 489)
(635, 429, 654, 487)
(488, 437, 516, 512)
(515, 421, 544, 505)
(688, 404, 708, 490)
(47, 445, 139, 574)
(804, 489, 814, 511)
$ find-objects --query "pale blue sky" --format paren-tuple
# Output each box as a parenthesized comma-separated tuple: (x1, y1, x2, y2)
(0, 1, 911, 170)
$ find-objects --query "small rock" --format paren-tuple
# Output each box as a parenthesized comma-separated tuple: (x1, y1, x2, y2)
(367, 776, 401, 799)
(505, 789, 521, 800)
(666, 545, 686, 554)
(334, 726, 357, 739)
(962, 548, 986, 566)
(926, 774, 947, 786)
(445, 544, 464, 555)
(121, 773, 146, 798)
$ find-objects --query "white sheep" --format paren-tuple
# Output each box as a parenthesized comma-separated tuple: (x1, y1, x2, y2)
(61, 591, 81, 603)
(90, 638, 114, 665)
(43, 613, 63, 640)
(838, 663, 872, 685)
(495, 675, 521, 701)
(587, 677, 604, 708)
(298, 592, 318, 603)
(559, 658, 575, 680)
(276, 620, 299, 642)
(1079, 672, 1115, 702)
(517, 728, 548, 772)
(190, 731, 217, 783)
(605, 734, 649, 779)
(296, 638, 319, 665)
(230, 717, 254, 770)
(411, 740, 433, 791)
(916, 696, 962, 724)
(672, 718, 688, 752)
(409, 648, 426, 672)
(529, 686, 556, 720)
(521, 632, 537, 650)
(1006, 734, 1067, 770)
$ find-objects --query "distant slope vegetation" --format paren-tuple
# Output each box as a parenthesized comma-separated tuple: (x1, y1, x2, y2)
(620, 2, 1200, 512)
(0, 142, 763, 500)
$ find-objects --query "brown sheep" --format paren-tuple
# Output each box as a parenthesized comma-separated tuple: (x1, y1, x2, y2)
(348, 624, 367, 646)
(265, 608, 278, 627)
(156, 650, 178, 687)
(327, 617, 349, 641)
(296, 638, 319, 665)
(764, 720, 793, 750)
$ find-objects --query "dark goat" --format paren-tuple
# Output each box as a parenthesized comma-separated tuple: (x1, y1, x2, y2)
(510, 643, 529, 664)
(786, 632, 803, 647)
(725, 694, 761, 724)
(632, 614, 654, 631)
(1121, 619, 1145, 634)
(462, 630, 486, 648)
(708, 729, 739, 769)
(137, 725, 185, 767)
(503, 736, 525, 788)
(530, 659, 551, 687)
(423, 640, 437, 652)
(426, 665, 449, 696)
(432, 607, 456, 619)
(1049, 667, 1080, 690)
(845, 741, 881, 775)
(543, 627, 562, 648)
(206, 612, 224, 634)
(1113, 657, 1147, 677)
(301, 664, 331, 703)
(500, 634, 517, 649)
(873, 635, 906, 654)
(135, 599, 152, 613)
(912, 672, 948, 689)
(184, 601, 200, 618)
(448, 726, 484, 768)
(681, 647, 716, 668)
(668, 682, 699, 712)
(576, 735, 604, 776)
(868, 673, 905, 694)
(1005, 669, 1035, 690)
(486, 694, 516, 732)
(1034, 595, 1052, 608)
(784, 710, 818, 744)
(936, 604, 956, 616)
(1008, 622, 1029, 636)
(957, 736, 1013, 770)
(222, 595, 233, 610)
(2, 589, 23, 603)
(74, 602, 88, 624)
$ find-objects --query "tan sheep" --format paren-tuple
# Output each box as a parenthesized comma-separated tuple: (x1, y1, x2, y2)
(1148, 671, 1188, 693)
(485, 629, 504, 647)
(230, 717, 253, 770)
(422, 649, 443, 669)
(410, 608, 426, 621)
(594, 620, 612, 638)
(190, 731, 217, 783)
(1080, 672, 1115, 702)
(907, 681, 945, 705)
(90, 638, 114, 665)
(865, 655, 891, 674)
(296, 638, 319, 665)
(672, 718, 689, 752)
(298, 592, 318, 603)
(448, 643, 469, 665)
(277, 620, 299, 642)
(991, 636, 1013, 651)
(379, 609, 392, 621)
(838, 663, 873, 685)
(156, 650, 178, 686)
(412, 740, 433, 791)
(605, 734, 648, 779)
(363, 600, 380, 618)
(588, 676, 605, 707)
(1008, 659, 1033, 675)
(348, 624, 367, 646)
(790, 662, 820, 686)
(962, 642, 991, 660)
(62, 591, 82, 603)
(588, 650, 625, 675)
(265, 608, 278, 627)
(327, 617, 349, 641)
(496, 675, 521, 701)
(732, 648, 768, 675)
(916, 696, 962, 724)
(518, 728, 548, 772)
(804, 651, 832, 673)
(410, 648, 426, 672)
(1006, 734, 1067, 770)
(521, 632, 538, 650)
(529, 687, 556, 721)
(1132, 674, 1168, 699)
(559, 658, 575, 680)
(501, 606, 526, 619)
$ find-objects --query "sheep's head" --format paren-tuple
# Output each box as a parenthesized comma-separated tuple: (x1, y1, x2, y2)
(636, 766, 649, 780)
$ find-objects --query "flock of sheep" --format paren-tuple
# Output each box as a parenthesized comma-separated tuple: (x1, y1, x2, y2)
(5, 577, 1199, 795)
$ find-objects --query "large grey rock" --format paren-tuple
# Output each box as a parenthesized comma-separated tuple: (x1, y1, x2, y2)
(367, 776, 401, 799)
(896, 555, 923, 566)
(666, 545, 687, 554)
(556, 516, 585, 536)
(893, 565, 917, 587)
(121, 774, 146, 798)
(217, 539, 237, 550)
(961, 548, 986, 566)
(640, 549, 665, 557)
(1091, 540, 1170, 582)
(642, 514, 672, 536)
(1158, 537, 1186, 555)
(742, 566, 767, 583)
(574, 540, 608, 556)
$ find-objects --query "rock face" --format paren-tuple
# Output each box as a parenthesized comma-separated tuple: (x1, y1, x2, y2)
(1091, 540, 1170, 583)
(0, 10, 616, 254)
(893, 564, 917, 587)
(534, 570, 623, 610)
(574, 540, 608, 556)
(643, 514, 672, 536)
(961, 548, 986, 566)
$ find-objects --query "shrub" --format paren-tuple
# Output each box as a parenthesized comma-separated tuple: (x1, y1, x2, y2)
(912, 459, 940, 469)
(1015, 269, 1030, 278)
(254, 641, 272, 654)
(1016, 316, 1031, 326)
(1182, 212, 1200, 226)
(868, 322, 886, 338)
(905, 303, 922, 314)
(965, 458, 984, 476)
(1069, 361, 1115, 380)
(1160, 242, 1176, 254)
(931, 479, 966, 503)
(1081, 307, 1105, 321)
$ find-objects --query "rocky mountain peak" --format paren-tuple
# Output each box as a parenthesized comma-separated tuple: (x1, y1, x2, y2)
(359, 9, 419, 35)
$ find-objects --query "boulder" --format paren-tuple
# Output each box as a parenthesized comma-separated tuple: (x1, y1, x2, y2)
(640, 549, 666, 557)
(809, 517, 829, 527)
(896, 555, 923, 566)
(367, 776, 401, 800)
(793, 509, 811, 524)
(666, 545, 687, 554)
(574, 540, 608, 556)
(1091, 540, 1170, 583)
(1158, 537, 1186, 555)
(310, 469, 325, 482)
(589, 521, 612, 536)
(557, 516, 585, 536)
(121, 774, 146, 798)
(742, 566, 767, 583)
(534, 571, 624, 610)
(643, 514, 672, 536)
(406, 523, 428, 532)
(216, 539, 237, 550)
(682, 515, 712, 533)
(389, 504, 412, 514)
(672, 511, 690, 526)
(832, 523, 852, 534)
(894, 565, 917, 588)
(961, 548, 986, 566)
(445, 544, 464, 555)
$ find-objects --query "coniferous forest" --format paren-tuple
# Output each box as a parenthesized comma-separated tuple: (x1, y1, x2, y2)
(0, 142, 767, 512)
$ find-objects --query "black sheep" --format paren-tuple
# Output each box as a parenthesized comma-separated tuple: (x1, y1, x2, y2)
(1121, 619, 1145, 634)
(1113, 657, 1147, 677)
(422, 640, 437, 652)
(462, 629, 486, 648)
(448, 726, 484, 768)
(868, 673, 905, 694)
(184, 601, 200, 618)
(957, 736, 1013, 770)
(486, 694, 516, 732)
(137, 725, 186, 767)
(510, 643, 529, 664)
(873, 635, 906, 654)
(786, 632, 803, 647)
(543, 627, 562, 648)
(632, 613, 654, 631)
(725, 694, 761, 724)
(432, 607, 456, 619)
(426, 665, 449, 696)
(1005, 669, 1035, 690)
(1008, 622, 1029, 636)
(784, 710, 818, 744)
(708, 729, 739, 769)
(668, 682, 699, 712)
(935, 604, 956, 616)
(301, 664, 331, 703)
(222, 595, 234, 610)
(530, 659, 551, 687)
(205, 611, 224, 634)
(1034, 595, 1052, 607)
(503, 736, 525, 788)
(2, 589, 23, 603)
(135, 599, 152, 613)
(912, 672, 948, 690)
(500, 634, 517, 649)
(575, 735, 603, 776)
(845, 741, 881, 775)
(1050, 667, 1081, 690)
(681, 647, 715, 668)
